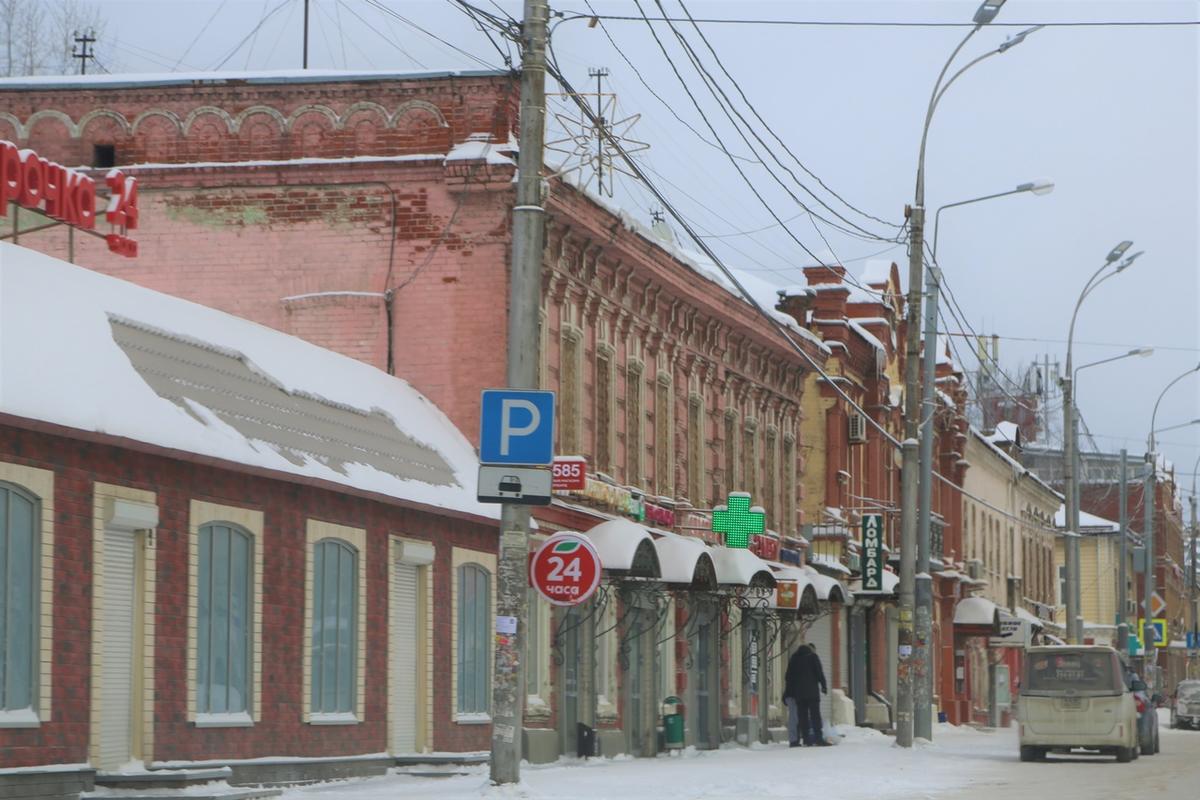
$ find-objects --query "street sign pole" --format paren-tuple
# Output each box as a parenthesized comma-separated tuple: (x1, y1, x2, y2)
(491, 0, 549, 785)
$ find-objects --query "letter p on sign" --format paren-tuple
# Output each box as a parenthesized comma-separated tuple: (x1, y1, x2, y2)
(480, 389, 555, 465)
(500, 399, 539, 456)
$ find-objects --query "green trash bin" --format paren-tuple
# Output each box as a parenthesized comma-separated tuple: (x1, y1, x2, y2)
(662, 695, 685, 751)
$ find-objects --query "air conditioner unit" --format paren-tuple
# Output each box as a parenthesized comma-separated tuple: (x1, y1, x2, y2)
(848, 412, 868, 444)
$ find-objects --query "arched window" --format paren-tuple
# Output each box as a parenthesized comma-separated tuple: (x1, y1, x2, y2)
(0, 482, 38, 714)
(312, 539, 358, 714)
(457, 564, 490, 715)
(197, 522, 253, 714)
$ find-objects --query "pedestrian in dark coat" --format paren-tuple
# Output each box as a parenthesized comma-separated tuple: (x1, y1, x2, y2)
(782, 643, 828, 746)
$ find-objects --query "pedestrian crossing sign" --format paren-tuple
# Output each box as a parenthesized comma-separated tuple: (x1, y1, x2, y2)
(1137, 618, 1167, 650)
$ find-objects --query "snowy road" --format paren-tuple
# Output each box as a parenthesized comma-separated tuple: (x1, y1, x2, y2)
(282, 714, 1200, 800)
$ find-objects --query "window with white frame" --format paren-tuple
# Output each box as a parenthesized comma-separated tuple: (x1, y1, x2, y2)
(197, 523, 253, 715)
(457, 564, 490, 715)
(311, 539, 358, 715)
(0, 482, 38, 716)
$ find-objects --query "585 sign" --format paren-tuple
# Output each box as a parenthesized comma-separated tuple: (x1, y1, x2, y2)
(530, 532, 601, 606)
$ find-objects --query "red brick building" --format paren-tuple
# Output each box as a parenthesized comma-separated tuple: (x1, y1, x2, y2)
(0, 244, 499, 795)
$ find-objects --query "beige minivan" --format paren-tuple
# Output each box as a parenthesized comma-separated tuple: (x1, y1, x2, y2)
(1017, 645, 1139, 762)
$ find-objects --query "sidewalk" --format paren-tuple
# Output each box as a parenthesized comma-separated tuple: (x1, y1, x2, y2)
(280, 724, 1014, 800)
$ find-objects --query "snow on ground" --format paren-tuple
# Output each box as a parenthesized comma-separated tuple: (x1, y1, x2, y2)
(280, 725, 1015, 800)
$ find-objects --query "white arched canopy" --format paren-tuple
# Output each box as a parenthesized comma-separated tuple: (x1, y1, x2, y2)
(650, 532, 717, 590)
(583, 518, 661, 579)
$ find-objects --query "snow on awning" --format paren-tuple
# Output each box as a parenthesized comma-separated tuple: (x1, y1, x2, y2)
(953, 596, 1001, 634)
(651, 532, 717, 590)
(802, 565, 851, 604)
(710, 547, 777, 589)
(1015, 607, 1045, 630)
(850, 569, 899, 597)
(583, 519, 661, 579)
(767, 562, 819, 611)
(0, 244, 496, 520)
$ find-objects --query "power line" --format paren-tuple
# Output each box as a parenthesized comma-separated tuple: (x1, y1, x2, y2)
(544, 45, 1065, 537)
(674, 0, 903, 232)
(362, 0, 500, 70)
(337, 0, 427, 69)
(176, 0, 229, 70)
(447, 0, 516, 68)
(644, 0, 897, 245)
(211, 0, 295, 70)
(564, 13, 1200, 29)
(938, 331, 1200, 354)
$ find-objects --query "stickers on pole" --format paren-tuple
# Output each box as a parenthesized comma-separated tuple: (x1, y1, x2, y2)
(530, 532, 602, 606)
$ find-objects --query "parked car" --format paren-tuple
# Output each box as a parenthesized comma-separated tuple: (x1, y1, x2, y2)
(1127, 674, 1160, 755)
(1170, 680, 1200, 730)
(1017, 645, 1139, 763)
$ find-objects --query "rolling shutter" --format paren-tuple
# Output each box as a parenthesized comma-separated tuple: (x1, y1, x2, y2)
(390, 562, 419, 753)
(97, 531, 136, 771)
(807, 614, 834, 726)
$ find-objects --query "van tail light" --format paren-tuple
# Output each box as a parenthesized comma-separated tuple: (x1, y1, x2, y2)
(1135, 697, 1147, 714)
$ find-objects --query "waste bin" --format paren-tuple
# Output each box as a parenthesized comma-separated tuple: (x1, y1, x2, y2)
(576, 722, 597, 758)
(661, 696, 685, 751)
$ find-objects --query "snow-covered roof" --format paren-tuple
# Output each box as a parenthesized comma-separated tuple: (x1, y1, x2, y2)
(801, 564, 851, 603)
(849, 568, 899, 596)
(0, 243, 497, 520)
(0, 68, 505, 91)
(859, 258, 896, 287)
(1053, 506, 1120, 533)
(968, 426, 1063, 501)
(444, 132, 518, 166)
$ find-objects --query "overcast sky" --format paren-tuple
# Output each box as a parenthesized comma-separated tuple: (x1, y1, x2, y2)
(86, 0, 1200, 491)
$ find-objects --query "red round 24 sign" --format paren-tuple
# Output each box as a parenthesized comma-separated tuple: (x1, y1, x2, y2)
(531, 532, 601, 606)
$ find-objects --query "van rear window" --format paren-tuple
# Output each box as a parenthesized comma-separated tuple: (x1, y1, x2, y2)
(1025, 652, 1117, 692)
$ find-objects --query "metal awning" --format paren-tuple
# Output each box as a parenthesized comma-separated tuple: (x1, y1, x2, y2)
(583, 518, 661, 579)
(709, 546, 777, 589)
(849, 568, 899, 597)
(953, 596, 1001, 634)
(650, 531, 717, 590)
(787, 564, 850, 604)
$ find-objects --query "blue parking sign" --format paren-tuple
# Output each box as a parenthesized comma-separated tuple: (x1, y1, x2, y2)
(479, 389, 555, 465)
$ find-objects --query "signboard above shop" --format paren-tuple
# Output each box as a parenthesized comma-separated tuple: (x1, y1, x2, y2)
(1, 141, 139, 256)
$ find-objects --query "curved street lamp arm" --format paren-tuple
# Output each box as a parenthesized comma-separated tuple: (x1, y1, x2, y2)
(1066, 261, 1120, 373)
(932, 186, 1027, 263)
(1149, 364, 1200, 453)
(915, 25, 981, 206)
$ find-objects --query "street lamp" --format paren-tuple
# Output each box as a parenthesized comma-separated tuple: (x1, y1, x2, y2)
(899, 0, 1036, 747)
(1153, 419, 1200, 436)
(1142, 363, 1200, 662)
(1062, 244, 1142, 644)
(1075, 348, 1155, 381)
(913, 178, 1055, 736)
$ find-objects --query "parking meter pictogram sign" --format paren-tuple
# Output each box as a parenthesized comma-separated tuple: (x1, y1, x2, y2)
(480, 389, 555, 465)
(530, 532, 601, 606)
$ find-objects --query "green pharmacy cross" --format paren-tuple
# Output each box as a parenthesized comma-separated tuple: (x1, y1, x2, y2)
(711, 492, 765, 549)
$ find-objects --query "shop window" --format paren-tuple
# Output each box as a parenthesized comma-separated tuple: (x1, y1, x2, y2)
(311, 539, 358, 715)
(0, 482, 37, 716)
(92, 143, 116, 168)
(197, 523, 253, 715)
(457, 564, 490, 715)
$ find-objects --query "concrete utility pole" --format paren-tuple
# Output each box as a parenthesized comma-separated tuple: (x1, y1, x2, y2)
(302, 0, 310, 69)
(1117, 449, 1129, 653)
(71, 30, 96, 75)
(899, 0, 1025, 746)
(490, 0, 549, 786)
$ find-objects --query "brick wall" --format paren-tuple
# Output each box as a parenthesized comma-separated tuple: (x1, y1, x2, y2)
(0, 422, 497, 766)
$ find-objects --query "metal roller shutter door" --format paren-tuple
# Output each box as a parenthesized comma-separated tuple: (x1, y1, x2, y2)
(97, 531, 136, 771)
(390, 562, 419, 753)
(807, 614, 833, 727)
